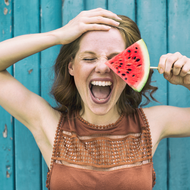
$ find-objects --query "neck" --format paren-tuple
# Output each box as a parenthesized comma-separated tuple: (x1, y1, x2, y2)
(80, 107, 121, 126)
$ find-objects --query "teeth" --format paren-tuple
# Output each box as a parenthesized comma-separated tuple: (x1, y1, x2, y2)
(95, 98, 106, 101)
(91, 81, 112, 86)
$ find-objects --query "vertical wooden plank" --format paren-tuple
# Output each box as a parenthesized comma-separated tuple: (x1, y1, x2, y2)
(137, 1, 168, 189)
(85, 0, 107, 10)
(0, 0, 14, 189)
(62, 0, 84, 25)
(168, 0, 190, 189)
(108, 0, 135, 21)
(40, 0, 62, 189)
(13, 0, 41, 189)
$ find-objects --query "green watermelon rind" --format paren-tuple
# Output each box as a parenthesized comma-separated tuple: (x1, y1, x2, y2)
(133, 39, 150, 92)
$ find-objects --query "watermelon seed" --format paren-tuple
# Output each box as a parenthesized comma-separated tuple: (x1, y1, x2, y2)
(132, 75, 135, 77)
(127, 69, 132, 71)
(116, 67, 118, 69)
(127, 50, 131, 53)
(128, 57, 131, 59)
(122, 73, 125, 76)
(133, 56, 136, 59)
(119, 65, 121, 68)
(135, 47, 138, 49)
(118, 71, 120, 73)
(125, 78, 127, 80)
(137, 64, 142, 67)
(136, 58, 140, 62)
(120, 63, 123, 65)
(126, 71, 129, 74)
(135, 51, 138, 53)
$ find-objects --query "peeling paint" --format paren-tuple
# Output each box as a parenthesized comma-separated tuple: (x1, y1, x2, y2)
(4, 0, 9, 6)
(28, 69, 33, 74)
(6, 165, 11, 178)
(3, 124, 7, 138)
(4, 8, 8, 15)
(6, 171, 10, 178)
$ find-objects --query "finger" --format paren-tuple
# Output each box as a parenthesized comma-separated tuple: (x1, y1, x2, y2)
(180, 59, 190, 77)
(158, 54, 168, 74)
(165, 52, 182, 78)
(84, 16, 120, 27)
(85, 23, 112, 32)
(172, 56, 186, 76)
(164, 74, 183, 85)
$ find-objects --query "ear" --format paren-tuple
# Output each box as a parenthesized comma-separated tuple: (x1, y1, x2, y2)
(68, 59, 74, 76)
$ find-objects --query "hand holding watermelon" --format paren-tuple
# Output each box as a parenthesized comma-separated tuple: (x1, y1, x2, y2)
(105, 39, 190, 92)
(158, 52, 190, 89)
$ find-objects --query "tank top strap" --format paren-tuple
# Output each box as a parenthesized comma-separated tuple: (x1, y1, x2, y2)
(137, 107, 156, 186)
(46, 113, 64, 190)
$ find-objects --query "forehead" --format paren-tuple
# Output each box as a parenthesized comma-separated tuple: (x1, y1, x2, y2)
(78, 28, 126, 54)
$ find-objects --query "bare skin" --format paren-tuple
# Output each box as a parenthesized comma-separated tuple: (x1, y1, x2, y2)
(0, 8, 190, 169)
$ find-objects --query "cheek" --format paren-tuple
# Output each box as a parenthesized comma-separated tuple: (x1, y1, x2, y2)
(117, 76, 127, 91)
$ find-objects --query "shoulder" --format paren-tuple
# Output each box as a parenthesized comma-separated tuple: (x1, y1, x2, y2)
(142, 105, 190, 154)
(141, 105, 173, 154)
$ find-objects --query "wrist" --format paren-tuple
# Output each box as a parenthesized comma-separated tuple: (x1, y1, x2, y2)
(47, 28, 65, 45)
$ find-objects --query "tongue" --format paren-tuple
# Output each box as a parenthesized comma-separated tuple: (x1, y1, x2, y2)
(91, 85, 110, 99)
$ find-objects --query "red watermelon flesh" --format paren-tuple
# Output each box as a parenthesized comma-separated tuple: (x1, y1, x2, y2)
(105, 39, 150, 92)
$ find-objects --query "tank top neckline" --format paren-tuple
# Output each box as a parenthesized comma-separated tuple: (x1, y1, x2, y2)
(76, 112, 124, 130)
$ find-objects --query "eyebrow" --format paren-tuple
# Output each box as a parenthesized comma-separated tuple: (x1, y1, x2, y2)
(80, 51, 121, 58)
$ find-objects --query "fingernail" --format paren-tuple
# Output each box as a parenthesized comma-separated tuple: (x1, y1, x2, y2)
(106, 26, 112, 30)
(160, 68, 163, 74)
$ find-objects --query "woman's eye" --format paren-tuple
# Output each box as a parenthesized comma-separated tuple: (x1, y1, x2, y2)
(83, 58, 96, 62)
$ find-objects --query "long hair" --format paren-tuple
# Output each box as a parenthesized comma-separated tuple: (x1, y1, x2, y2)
(51, 15, 158, 116)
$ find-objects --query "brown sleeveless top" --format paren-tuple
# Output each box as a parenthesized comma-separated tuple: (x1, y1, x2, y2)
(46, 108, 156, 190)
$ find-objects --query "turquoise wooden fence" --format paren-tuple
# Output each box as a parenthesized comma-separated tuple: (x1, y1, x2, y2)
(0, 0, 190, 189)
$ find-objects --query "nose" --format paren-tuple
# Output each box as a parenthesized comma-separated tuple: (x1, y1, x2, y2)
(95, 58, 110, 74)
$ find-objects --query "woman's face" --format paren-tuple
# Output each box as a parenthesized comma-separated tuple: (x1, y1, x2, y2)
(68, 28, 126, 118)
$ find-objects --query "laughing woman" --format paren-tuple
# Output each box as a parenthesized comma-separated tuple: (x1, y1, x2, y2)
(0, 8, 190, 190)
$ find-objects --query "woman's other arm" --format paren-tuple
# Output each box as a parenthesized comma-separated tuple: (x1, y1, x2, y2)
(145, 52, 190, 154)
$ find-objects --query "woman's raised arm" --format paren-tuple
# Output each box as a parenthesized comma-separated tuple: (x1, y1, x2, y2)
(0, 8, 121, 71)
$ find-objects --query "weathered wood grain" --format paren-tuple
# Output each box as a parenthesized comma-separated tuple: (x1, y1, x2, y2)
(85, 0, 107, 10)
(137, 1, 168, 189)
(168, 0, 190, 189)
(13, 0, 41, 189)
(0, 0, 14, 189)
(40, 0, 62, 189)
(108, 0, 135, 21)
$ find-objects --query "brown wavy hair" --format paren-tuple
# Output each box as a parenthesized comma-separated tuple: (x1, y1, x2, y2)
(51, 15, 158, 116)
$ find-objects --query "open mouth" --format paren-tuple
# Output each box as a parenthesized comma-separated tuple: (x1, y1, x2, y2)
(89, 80, 113, 104)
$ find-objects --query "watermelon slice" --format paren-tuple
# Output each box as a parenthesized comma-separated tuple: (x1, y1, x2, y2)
(105, 39, 150, 92)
